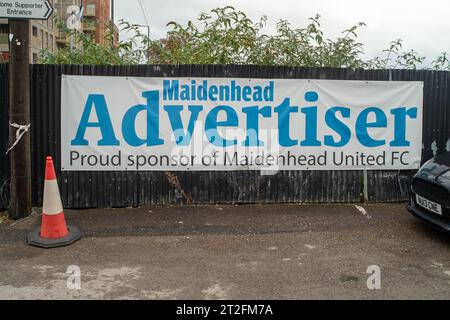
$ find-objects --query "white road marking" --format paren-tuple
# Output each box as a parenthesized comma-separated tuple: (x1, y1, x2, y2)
(142, 288, 182, 299)
(202, 283, 228, 300)
(355, 205, 372, 219)
(431, 261, 444, 268)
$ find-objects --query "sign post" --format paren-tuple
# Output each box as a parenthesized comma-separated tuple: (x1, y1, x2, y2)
(8, 19, 31, 220)
(0, 0, 53, 20)
(3, 0, 53, 219)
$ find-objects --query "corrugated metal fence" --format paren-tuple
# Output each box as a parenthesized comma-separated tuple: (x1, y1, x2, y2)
(0, 64, 9, 208)
(0, 64, 449, 208)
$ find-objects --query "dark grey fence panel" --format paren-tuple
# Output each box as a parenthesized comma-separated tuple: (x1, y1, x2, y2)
(1, 64, 448, 209)
(28, 64, 365, 207)
(0, 64, 8, 209)
(367, 69, 450, 202)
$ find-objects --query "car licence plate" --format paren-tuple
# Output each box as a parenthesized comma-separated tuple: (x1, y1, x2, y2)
(416, 194, 442, 216)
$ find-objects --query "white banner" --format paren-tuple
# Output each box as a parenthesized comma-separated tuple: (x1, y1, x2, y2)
(61, 76, 423, 171)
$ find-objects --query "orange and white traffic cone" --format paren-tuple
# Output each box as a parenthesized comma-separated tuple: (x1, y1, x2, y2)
(27, 156, 81, 248)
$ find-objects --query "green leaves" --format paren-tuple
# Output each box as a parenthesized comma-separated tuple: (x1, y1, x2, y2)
(39, 17, 148, 65)
(148, 7, 448, 70)
(147, 7, 370, 68)
(40, 6, 449, 70)
(367, 39, 430, 70)
(431, 52, 450, 70)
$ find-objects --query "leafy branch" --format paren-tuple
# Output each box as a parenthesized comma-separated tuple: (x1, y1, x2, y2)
(40, 6, 450, 71)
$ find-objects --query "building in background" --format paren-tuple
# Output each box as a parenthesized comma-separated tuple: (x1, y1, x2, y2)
(55, 0, 83, 48)
(0, 19, 8, 62)
(0, 0, 118, 63)
(82, 0, 118, 46)
(29, 5, 59, 64)
(0, 0, 60, 63)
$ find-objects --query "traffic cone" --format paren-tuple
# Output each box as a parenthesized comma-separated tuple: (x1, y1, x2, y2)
(27, 156, 81, 248)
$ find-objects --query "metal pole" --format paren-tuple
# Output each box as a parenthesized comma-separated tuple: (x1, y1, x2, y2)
(8, 19, 32, 220)
(147, 25, 150, 64)
(134, 24, 150, 64)
(363, 168, 369, 204)
(111, 0, 114, 46)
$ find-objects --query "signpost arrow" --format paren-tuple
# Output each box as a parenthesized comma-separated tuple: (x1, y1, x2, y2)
(0, 0, 53, 20)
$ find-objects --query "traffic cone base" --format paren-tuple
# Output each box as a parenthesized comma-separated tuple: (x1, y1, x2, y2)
(27, 225, 81, 249)
(27, 156, 81, 249)
(40, 213, 69, 239)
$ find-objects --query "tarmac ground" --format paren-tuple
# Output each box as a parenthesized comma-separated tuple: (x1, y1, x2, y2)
(0, 203, 449, 299)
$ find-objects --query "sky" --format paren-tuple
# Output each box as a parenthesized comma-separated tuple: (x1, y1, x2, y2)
(114, 0, 450, 64)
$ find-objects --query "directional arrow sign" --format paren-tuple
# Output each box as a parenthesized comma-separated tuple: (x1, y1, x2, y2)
(0, 0, 53, 20)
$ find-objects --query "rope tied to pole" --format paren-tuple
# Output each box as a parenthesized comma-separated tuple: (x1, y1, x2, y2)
(5, 122, 30, 155)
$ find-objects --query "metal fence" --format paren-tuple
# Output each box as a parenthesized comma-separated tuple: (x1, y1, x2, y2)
(0, 64, 9, 208)
(0, 64, 449, 209)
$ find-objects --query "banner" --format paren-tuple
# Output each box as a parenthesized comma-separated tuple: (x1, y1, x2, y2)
(61, 76, 423, 171)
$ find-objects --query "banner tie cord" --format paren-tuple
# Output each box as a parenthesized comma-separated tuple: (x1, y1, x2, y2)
(5, 122, 30, 155)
